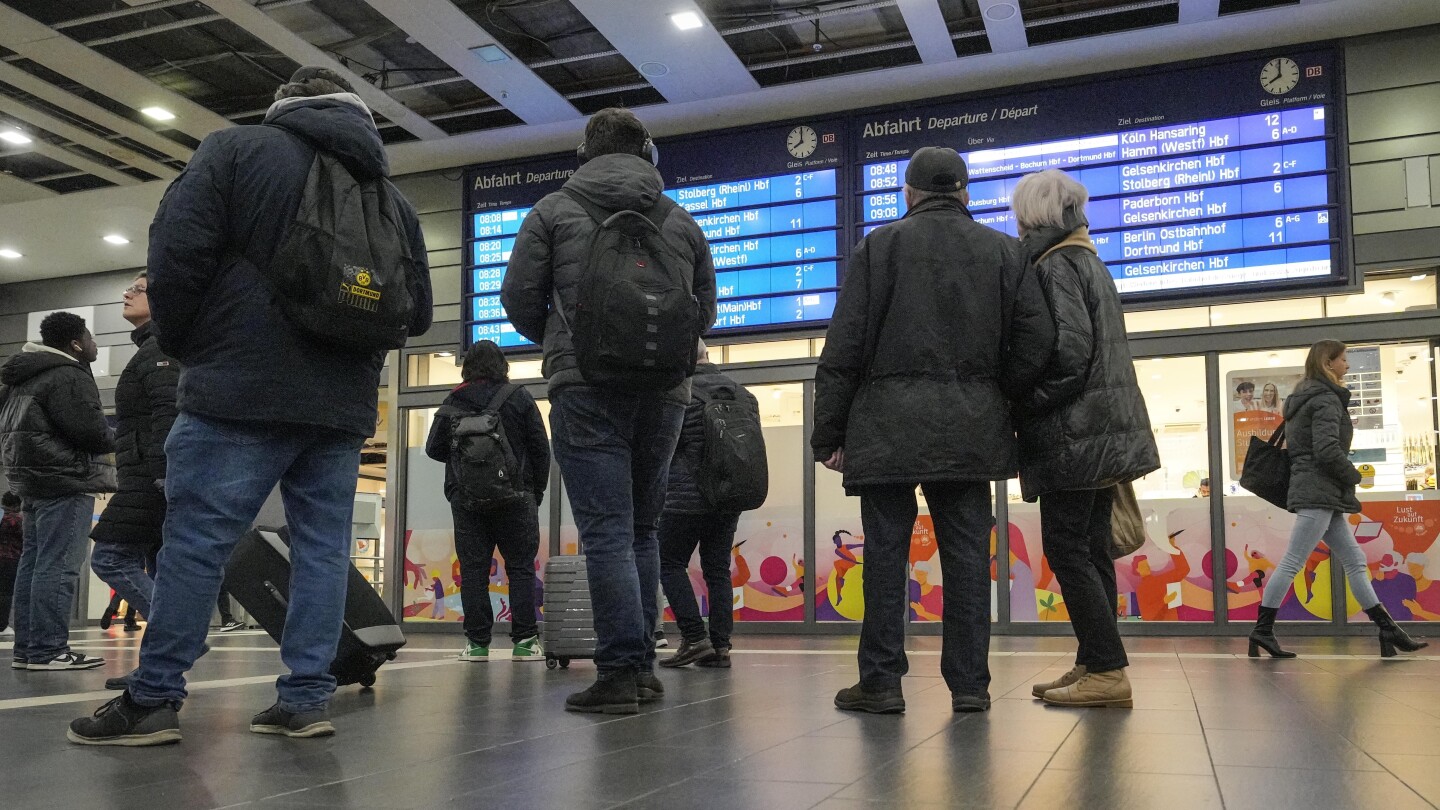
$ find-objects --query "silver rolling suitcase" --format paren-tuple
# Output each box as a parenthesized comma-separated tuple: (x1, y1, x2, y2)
(542, 554, 596, 669)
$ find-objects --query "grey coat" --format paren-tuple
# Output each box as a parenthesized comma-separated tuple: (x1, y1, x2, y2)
(1284, 376, 1361, 514)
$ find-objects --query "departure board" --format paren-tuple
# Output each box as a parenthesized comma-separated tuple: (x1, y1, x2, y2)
(657, 118, 845, 332)
(853, 48, 1345, 301)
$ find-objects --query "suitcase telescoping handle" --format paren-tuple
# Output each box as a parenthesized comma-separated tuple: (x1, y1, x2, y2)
(262, 579, 360, 637)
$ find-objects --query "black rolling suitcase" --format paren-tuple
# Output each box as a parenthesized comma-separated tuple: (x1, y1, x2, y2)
(224, 526, 406, 688)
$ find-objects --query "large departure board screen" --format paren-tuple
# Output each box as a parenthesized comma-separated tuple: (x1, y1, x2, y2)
(853, 47, 1344, 300)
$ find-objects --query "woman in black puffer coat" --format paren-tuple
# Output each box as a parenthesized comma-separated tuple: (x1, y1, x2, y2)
(1247, 340, 1427, 659)
(1013, 170, 1160, 710)
(90, 273, 178, 623)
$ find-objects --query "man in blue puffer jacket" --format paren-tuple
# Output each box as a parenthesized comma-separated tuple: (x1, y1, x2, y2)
(68, 66, 432, 747)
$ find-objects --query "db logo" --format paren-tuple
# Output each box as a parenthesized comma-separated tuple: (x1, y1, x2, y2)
(1305, 66, 1323, 78)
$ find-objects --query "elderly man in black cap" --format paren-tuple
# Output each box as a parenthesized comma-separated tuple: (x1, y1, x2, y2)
(68, 66, 432, 746)
(812, 146, 1055, 714)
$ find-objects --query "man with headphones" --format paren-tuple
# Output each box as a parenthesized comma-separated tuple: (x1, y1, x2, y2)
(502, 108, 717, 714)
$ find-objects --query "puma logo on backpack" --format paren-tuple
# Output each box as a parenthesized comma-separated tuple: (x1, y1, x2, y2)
(556, 188, 703, 391)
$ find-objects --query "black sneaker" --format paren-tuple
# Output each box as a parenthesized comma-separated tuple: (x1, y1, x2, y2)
(952, 693, 992, 713)
(67, 693, 181, 747)
(28, 651, 105, 670)
(250, 703, 335, 738)
(637, 670, 664, 704)
(123, 621, 142, 632)
(834, 682, 905, 714)
(565, 668, 639, 715)
(105, 669, 137, 691)
(659, 638, 714, 668)
(697, 646, 732, 669)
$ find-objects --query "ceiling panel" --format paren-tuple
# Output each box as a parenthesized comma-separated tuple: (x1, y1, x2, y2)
(1021, 0, 1182, 48)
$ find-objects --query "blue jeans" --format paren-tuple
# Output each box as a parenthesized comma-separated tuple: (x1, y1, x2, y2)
(130, 413, 365, 712)
(90, 543, 155, 618)
(13, 494, 95, 662)
(549, 387, 685, 673)
(1261, 508, 1380, 611)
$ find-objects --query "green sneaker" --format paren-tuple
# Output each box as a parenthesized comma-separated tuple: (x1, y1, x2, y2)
(459, 642, 490, 662)
(512, 635, 544, 661)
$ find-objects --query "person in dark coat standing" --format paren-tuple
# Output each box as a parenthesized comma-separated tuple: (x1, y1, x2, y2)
(1248, 340, 1427, 659)
(68, 66, 432, 747)
(425, 341, 550, 663)
(658, 341, 762, 669)
(812, 147, 1055, 715)
(90, 272, 179, 630)
(0, 312, 114, 672)
(1011, 169, 1160, 709)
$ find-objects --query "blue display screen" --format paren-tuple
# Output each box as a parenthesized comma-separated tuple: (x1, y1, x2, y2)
(858, 104, 1338, 297)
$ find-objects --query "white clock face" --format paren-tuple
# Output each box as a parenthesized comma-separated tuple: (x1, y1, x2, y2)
(787, 125, 817, 159)
(1260, 57, 1300, 96)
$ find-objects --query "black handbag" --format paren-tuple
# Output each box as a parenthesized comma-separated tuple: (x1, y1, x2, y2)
(1239, 423, 1289, 509)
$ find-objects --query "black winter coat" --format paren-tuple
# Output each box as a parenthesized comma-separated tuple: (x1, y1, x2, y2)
(664, 363, 760, 514)
(1284, 376, 1361, 514)
(91, 323, 179, 546)
(500, 153, 717, 407)
(147, 95, 432, 438)
(424, 380, 551, 505)
(0, 344, 115, 498)
(812, 196, 1056, 489)
(1016, 226, 1160, 500)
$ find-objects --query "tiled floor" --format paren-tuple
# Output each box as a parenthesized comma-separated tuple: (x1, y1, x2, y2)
(1, 629, 1438, 809)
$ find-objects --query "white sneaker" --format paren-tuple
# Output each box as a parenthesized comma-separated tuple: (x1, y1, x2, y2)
(219, 621, 246, 632)
(512, 636, 544, 661)
(28, 651, 105, 670)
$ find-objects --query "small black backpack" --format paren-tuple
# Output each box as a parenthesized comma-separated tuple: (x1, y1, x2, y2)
(696, 388, 769, 512)
(266, 147, 417, 352)
(557, 188, 703, 391)
(448, 385, 526, 512)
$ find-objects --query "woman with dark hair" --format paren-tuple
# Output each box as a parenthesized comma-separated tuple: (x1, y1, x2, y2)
(425, 341, 551, 662)
(1248, 340, 1427, 658)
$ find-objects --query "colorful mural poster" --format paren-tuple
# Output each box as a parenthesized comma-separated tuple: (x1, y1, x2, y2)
(1227, 367, 1303, 479)
(1343, 500, 1440, 621)
(401, 528, 549, 624)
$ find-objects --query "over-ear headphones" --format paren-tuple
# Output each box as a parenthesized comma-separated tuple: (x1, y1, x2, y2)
(577, 135, 659, 167)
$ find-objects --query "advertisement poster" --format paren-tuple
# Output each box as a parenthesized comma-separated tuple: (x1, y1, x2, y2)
(1228, 367, 1303, 478)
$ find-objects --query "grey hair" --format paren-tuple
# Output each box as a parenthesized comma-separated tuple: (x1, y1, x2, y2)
(1012, 169, 1089, 231)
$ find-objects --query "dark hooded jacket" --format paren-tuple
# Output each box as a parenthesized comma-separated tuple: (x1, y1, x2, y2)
(146, 95, 432, 437)
(664, 362, 761, 514)
(424, 379, 551, 505)
(0, 343, 115, 498)
(1016, 225, 1160, 500)
(90, 322, 179, 546)
(1283, 376, 1362, 514)
(499, 153, 718, 406)
(811, 195, 1056, 489)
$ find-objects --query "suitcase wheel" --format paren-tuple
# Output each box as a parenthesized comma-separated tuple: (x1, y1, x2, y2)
(358, 673, 376, 688)
(546, 657, 558, 670)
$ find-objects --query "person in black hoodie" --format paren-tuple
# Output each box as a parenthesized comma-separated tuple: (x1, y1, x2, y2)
(1248, 340, 1428, 659)
(425, 341, 550, 664)
(69, 66, 432, 747)
(90, 272, 179, 632)
(0, 311, 114, 672)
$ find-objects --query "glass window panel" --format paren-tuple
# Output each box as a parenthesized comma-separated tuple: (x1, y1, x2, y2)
(406, 353, 463, 388)
(1326, 272, 1436, 318)
(1005, 355, 1212, 622)
(815, 456, 864, 622)
(910, 483, 1000, 623)
(665, 384, 806, 624)
(401, 398, 551, 626)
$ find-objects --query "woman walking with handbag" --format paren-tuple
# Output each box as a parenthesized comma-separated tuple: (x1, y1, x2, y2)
(1248, 340, 1427, 658)
(1011, 170, 1161, 709)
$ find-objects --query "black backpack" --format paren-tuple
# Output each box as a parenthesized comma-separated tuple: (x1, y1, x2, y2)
(556, 188, 703, 391)
(266, 146, 417, 352)
(696, 388, 769, 512)
(448, 385, 527, 512)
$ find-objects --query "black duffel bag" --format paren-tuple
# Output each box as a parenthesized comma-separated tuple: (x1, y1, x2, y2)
(1240, 423, 1290, 509)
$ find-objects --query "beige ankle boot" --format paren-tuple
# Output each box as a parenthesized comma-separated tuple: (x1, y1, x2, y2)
(1031, 664, 1086, 698)
(1041, 667, 1132, 708)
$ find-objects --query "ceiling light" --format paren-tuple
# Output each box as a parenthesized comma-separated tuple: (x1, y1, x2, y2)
(1150, 374, 1162, 381)
(0, 130, 31, 145)
(983, 2, 1019, 21)
(670, 11, 704, 30)
(772, 390, 783, 399)
(0, 248, 21, 259)
(1412, 274, 1429, 281)
(436, 351, 454, 358)
(1381, 291, 1398, 307)
(140, 107, 175, 121)
(103, 234, 130, 245)
(1268, 353, 1281, 367)
(470, 44, 509, 63)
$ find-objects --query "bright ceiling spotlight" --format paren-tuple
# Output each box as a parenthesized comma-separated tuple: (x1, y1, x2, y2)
(141, 107, 176, 121)
(103, 234, 130, 245)
(670, 11, 704, 30)
(0, 130, 32, 145)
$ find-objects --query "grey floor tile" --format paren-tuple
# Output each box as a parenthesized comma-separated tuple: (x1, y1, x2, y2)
(1048, 731, 1214, 776)
(832, 747, 1050, 808)
(1203, 727, 1385, 771)
(1371, 752, 1440, 806)
(1214, 765, 1434, 810)
(616, 777, 839, 810)
(1017, 769, 1224, 809)
(709, 735, 905, 785)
